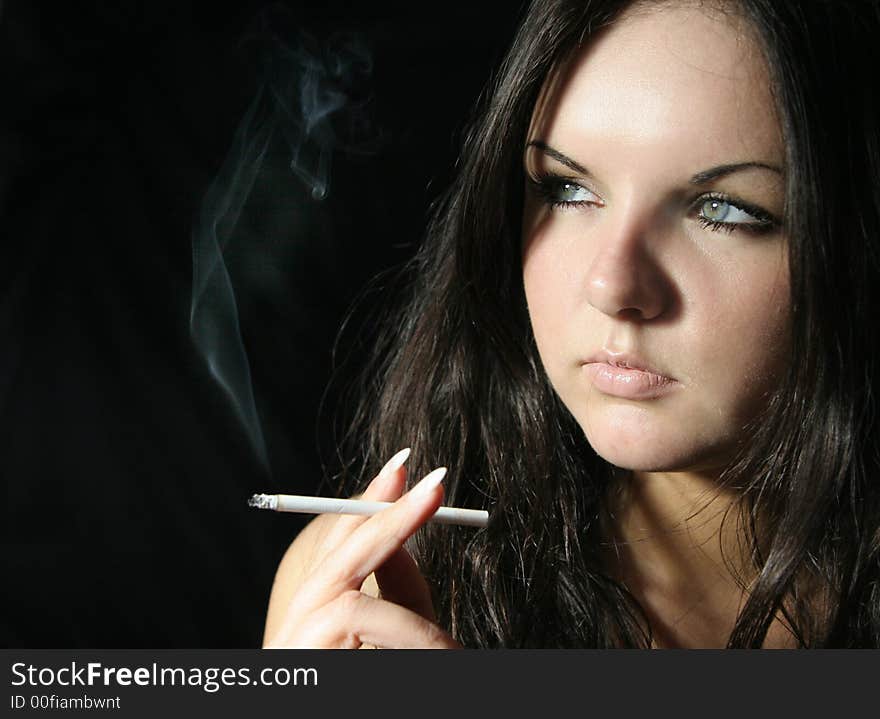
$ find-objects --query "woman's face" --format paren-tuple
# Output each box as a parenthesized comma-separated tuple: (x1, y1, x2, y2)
(522, 3, 790, 472)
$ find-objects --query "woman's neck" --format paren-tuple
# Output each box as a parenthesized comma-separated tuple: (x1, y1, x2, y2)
(600, 469, 797, 648)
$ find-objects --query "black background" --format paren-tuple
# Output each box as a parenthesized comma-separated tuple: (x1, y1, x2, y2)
(1, 1, 521, 647)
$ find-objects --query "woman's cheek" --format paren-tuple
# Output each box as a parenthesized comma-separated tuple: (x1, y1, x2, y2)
(702, 255, 791, 411)
(523, 230, 578, 358)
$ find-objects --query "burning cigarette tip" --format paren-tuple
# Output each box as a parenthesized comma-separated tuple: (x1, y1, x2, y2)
(248, 493, 278, 510)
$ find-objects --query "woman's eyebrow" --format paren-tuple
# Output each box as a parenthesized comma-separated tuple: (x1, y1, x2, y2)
(688, 162, 783, 185)
(527, 140, 783, 185)
(526, 140, 591, 175)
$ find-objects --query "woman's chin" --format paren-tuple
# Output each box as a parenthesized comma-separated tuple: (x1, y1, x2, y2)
(587, 437, 690, 472)
(578, 410, 727, 473)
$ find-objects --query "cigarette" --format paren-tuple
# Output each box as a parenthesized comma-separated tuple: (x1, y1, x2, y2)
(248, 493, 489, 528)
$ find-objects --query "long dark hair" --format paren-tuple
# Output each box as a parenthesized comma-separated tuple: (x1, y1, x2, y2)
(325, 0, 880, 647)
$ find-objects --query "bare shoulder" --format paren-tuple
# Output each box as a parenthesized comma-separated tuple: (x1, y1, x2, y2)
(262, 507, 379, 645)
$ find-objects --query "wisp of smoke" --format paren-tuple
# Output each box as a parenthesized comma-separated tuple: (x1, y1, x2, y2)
(190, 12, 375, 473)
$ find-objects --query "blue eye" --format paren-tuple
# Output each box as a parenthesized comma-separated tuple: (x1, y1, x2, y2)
(528, 173, 601, 209)
(701, 198, 762, 224)
(555, 181, 594, 203)
(696, 194, 777, 234)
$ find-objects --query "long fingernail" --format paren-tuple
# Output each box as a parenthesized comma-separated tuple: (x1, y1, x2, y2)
(379, 447, 411, 478)
(410, 467, 447, 499)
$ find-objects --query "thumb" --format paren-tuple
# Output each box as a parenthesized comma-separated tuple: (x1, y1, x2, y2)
(374, 547, 438, 622)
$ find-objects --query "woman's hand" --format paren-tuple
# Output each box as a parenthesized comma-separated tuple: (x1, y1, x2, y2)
(262, 449, 462, 649)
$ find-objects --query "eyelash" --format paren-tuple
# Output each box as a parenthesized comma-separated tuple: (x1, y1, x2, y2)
(694, 193, 776, 235)
(527, 173, 595, 211)
(527, 172, 779, 235)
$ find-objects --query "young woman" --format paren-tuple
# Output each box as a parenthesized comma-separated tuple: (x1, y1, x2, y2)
(261, 0, 880, 648)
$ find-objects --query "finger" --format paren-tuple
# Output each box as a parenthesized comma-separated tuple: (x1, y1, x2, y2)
(360, 448, 412, 502)
(285, 590, 460, 649)
(317, 448, 411, 560)
(301, 467, 447, 608)
(374, 547, 437, 622)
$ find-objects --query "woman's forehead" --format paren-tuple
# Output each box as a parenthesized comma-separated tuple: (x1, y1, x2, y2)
(528, 3, 784, 175)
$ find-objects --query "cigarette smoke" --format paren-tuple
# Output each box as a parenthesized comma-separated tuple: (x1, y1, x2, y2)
(189, 8, 376, 471)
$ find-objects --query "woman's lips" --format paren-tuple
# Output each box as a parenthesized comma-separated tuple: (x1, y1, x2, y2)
(582, 361, 678, 400)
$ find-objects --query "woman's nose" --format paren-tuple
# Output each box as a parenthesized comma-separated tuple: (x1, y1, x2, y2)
(583, 217, 671, 321)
